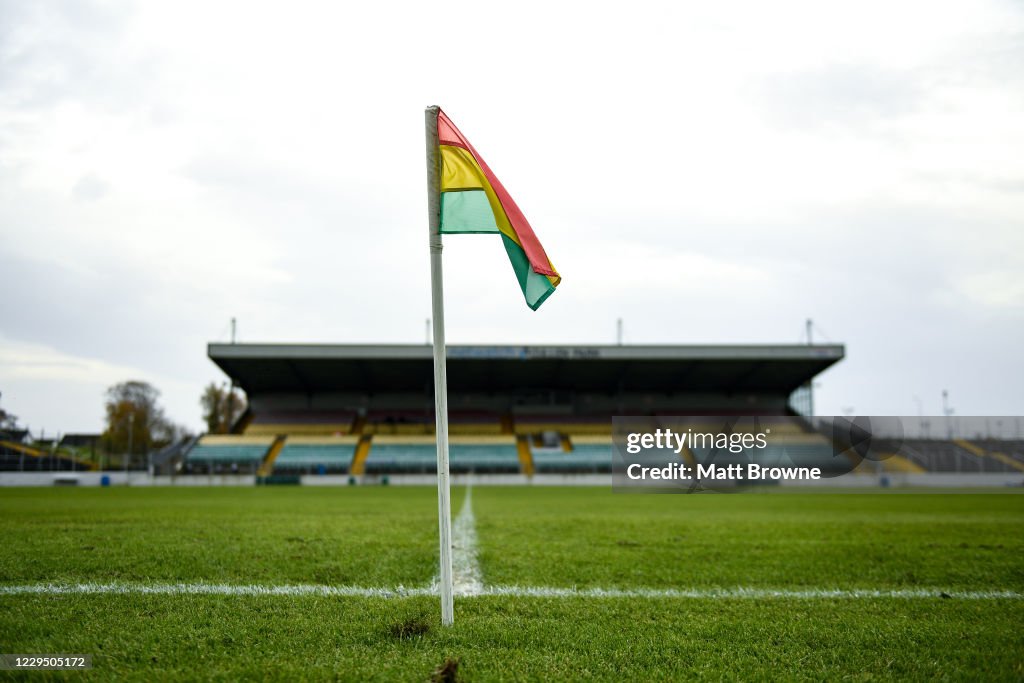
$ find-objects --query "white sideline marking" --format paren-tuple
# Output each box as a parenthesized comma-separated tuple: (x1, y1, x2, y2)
(451, 486, 483, 596)
(0, 583, 433, 597)
(431, 485, 484, 596)
(477, 586, 1024, 600)
(0, 583, 1019, 600)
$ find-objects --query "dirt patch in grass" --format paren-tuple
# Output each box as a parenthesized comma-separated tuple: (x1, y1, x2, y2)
(430, 657, 460, 683)
(388, 615, 431, 640)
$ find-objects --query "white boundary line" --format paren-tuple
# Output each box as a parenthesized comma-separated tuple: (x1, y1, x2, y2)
(478, 586, 1024, 600)
(450, 485, 483, 596)
(0, 583, 432, 597)
(0, 583, 1019, 600)
(431, 483, 484, 596)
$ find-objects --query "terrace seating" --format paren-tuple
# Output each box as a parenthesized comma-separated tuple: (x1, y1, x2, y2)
(449, 411, 504, 435)
(514, 414, 612, 436)
(842, 439, 1022, 473)
(363, 435, 520, 474)
(532, 435, 612, 473)
(0, 440, 86, 471)
(272, 436, 357, 474)
(364, 411, 434, 436)
(185, 435, 272, 473)
(900, 440, 984, 472)
(0, 453, 80, 471)
(762, 443, 845, 474)
(363, 444, 435, 474)
(244, 411, 355, 436)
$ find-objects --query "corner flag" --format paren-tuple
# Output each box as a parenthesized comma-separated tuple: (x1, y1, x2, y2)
(424, 106, 559, 626)
(433, 108, 561, 310)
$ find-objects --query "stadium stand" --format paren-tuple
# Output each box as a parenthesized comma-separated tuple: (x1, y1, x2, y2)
(184, 435, 273, 474)
(194, 342, 851, 477)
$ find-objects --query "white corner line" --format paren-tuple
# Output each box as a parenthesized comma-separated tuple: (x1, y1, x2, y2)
(0, 583, 1019, 600)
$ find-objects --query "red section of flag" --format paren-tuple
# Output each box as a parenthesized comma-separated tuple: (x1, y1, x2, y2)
(437, 112, 469, 149)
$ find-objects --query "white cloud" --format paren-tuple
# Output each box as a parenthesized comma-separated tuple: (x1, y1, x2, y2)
(0, 336, 150, 384)
(954, 271, 1024, 312)
(0, 336, 197, 433)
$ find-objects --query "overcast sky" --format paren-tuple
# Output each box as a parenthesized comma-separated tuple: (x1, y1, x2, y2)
(1, 0, 1022, 435)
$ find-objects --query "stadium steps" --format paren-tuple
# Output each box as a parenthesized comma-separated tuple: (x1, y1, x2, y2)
(990, 452, 1024, 473)
(886, 454, 927, 474)
(150, 435, 198, 474)
(0, 440, 47, 458)
(678, 444, 697, 468)
(955, 439, 986, 458)
(500, 414, 514, 434)
(349, 436, 372, 475)
(956, 439, 1024, 473)
(351, 414, 366, 435)
(257, 436, 287, 477)
(516, 436, 535, 475)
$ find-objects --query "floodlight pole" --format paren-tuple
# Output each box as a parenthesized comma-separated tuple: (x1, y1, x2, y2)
(425, 105, 454, 626)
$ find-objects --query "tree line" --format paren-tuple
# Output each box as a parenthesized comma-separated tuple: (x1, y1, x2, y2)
(100, 380, 246, 458)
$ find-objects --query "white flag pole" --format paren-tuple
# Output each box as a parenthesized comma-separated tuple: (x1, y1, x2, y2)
(425, 105, 454, 626)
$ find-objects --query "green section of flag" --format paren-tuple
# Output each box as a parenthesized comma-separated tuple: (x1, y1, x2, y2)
(440, 190, 500, 234)
(439, 188, 555, 310)
(501, 234, 556, 311)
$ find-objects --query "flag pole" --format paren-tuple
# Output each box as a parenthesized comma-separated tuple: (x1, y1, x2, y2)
(425, 105, 454, 626)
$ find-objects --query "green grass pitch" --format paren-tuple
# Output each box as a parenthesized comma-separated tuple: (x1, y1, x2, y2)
(0, 486, 1021, 680)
